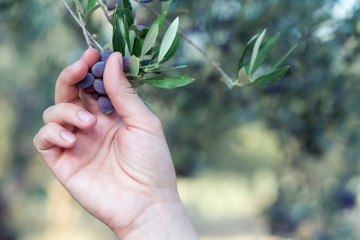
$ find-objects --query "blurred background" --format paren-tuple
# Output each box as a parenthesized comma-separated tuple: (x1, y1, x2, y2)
(1, 0, 360, 239)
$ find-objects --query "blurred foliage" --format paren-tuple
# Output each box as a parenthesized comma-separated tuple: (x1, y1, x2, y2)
(1, 0, 360, 239)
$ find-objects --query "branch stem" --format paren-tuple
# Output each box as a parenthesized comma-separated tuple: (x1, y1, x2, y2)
(77, 6, 92, 47)
(61, 0, 104, 53)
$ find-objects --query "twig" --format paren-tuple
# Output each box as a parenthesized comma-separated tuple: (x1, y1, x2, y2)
(61, 0, 104, 53)
(77, 6, 92, 47)
(97, 0, 111, 20)
(133, 0, 238, 89)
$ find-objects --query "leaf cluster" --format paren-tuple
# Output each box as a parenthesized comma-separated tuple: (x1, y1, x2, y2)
(236, 29, 297, 87)
(112, 2, 194, 90)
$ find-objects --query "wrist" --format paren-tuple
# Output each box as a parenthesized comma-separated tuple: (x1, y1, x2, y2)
(111, 199, 199, 240)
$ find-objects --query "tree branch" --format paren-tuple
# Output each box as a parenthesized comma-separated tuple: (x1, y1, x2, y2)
(61, 0, 104, 53)
(77, 6, 92, 47)
(133, 0, 239, 89)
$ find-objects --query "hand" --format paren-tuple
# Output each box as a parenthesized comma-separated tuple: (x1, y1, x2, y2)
(33, 48, 198, 239)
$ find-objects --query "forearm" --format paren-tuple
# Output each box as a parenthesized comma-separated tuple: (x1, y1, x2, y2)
(112, 201, 199, 240)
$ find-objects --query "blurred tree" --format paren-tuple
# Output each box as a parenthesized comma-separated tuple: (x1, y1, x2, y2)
(1, 0, 360, 239)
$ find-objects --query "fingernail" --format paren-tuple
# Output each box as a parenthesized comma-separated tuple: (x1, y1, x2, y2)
(78, 110, 95, 123)
(61, 131, 76, 143)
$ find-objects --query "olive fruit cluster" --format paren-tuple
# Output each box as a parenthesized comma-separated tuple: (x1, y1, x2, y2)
(76, 51, 130, 114)
(141, 0, 170, 3)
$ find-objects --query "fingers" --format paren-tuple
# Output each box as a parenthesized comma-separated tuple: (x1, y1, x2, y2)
(34, 103, 97, 164)
(55, 48, 100, 104)
(43, 103, 97, 129)
(34, 122, 77, 151)
(103, 52, 154, 126)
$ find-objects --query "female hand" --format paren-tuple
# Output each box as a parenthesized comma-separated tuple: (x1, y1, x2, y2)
(33, 48, 198, 239)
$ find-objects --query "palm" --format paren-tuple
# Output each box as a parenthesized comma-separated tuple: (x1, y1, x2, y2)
(54, 112, 176, 228)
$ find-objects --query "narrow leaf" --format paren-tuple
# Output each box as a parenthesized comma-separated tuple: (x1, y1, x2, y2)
(87, 0, 97, 11)
(158, 17, 179, 63)
(160, 32, 180, 64)
(115, 8, 133, 26)
(141, 24, 159, 58)
(112, 10, 125, 55)
(265, 44, 297, 75)
(249, 29, 266, 76)
(133, 37, 143, 57)
(129, 56, 140, 75)
(122, 17, 131, 53)
(139, 76, 194, 89)
(142, 99, 160, 111)
(252, 32, 280, 74)
(152, 65, 187, 73)
(130, 25, 145, 37)
(129, 30, 136, 55)
(237, 67, 251, 85)
(249, 65, 290, 86)
(150, 11, 167, 33)
(73, 0, 84, 15)
(122, 0, 133, 12)
(237, 33, 259, 72)
(84, 4, 100, 23)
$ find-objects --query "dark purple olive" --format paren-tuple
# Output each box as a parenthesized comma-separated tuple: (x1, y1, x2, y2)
(98, 96, 114, 114)
(123, 56, 130, 72)
(104, 0, 119, 11)
(93, 79, 107, 95)
(76, 73, 95, 89)
(91, 61, 106, 78)
(100, 51, 113, 62)
(84, 86, 95, 94)
(92, 92, 101, 101)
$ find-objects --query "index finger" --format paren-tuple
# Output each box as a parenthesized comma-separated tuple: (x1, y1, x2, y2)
(55, 48, 100, 104)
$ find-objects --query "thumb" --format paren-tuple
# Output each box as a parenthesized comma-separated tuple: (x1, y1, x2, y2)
(103, 52, 153, 124)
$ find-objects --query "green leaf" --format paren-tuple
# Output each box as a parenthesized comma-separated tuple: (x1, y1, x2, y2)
(237, 33, 259, 72)
(73, 0, 84, 15)
(141, 24, 159, 58)
(251, 32, 280, 75)
(150, 11, 167, 33)
(237, 67, 251, 85)
(142, 99, 160, 111)
(112, 10, 125, 55)
(249, 29, 266, 76)
(249, 65, 290, 86)
(87, 0, 97, 11)
(141, 62, 158, 69)
(160, 32, 180, 64)
(138, 76, 194, 89)
(122, 17, 131, 54)
(129, 30, 136, 55)
(265, 44, 297, 75)
(158, 17, 179, 63)
(130, 25, 145, 37)
(83, 4, 100, 23)
(129, 56, 140, 75)
(152, 65, 187, 73)
(115, 8, 133, 26)
(122, 0, 133, 12)
(133, 37, 143, 57)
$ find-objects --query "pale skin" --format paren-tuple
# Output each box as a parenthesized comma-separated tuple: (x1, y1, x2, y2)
(33, 48, 199, 239)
